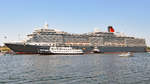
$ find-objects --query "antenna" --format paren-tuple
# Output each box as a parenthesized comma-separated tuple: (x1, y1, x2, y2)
(18, 34, 21, 41)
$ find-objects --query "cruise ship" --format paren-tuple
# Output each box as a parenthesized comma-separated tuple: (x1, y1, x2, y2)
(5, 23, 147, 54)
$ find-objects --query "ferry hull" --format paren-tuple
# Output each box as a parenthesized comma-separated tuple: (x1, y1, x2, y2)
(39, 53, 84, 55)
(5, 43, 147, 54)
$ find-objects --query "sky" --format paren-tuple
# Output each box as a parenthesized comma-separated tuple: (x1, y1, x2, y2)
(0, 0, 150, 46)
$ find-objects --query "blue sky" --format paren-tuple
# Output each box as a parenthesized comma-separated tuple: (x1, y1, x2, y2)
(0, 0, 150, 46)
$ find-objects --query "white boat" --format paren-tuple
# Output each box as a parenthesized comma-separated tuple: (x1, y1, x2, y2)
(39, 47, 84, 55)
(147, 52, 150, 53)
(0, 52, 6, 56)
(92, 46, 100, 53)
(119, 52, 133, 57)
(0, 53, 4, 56)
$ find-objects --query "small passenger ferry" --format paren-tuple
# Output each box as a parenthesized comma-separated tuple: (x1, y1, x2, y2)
(39, 47, 84, 55)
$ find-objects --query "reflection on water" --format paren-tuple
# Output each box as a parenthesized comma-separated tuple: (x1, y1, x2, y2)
(0, 53, 150, 84)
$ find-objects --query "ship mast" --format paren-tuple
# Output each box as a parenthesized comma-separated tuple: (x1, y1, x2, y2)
(44, 22, 48, 29)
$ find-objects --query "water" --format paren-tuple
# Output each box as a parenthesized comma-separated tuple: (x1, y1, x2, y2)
(0, 53, 150, 84)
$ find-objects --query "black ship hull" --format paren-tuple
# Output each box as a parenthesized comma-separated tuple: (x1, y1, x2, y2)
(5, 43, 41, 54)
(5, 43, 147, 54)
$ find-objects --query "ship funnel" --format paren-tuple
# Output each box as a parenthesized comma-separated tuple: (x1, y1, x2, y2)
(108, 26, 115, 32)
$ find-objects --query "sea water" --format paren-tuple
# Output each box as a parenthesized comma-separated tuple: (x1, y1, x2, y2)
(0, 53, 150, 84)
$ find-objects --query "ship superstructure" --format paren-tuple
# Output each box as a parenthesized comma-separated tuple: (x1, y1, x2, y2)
(5, 23, 147, 54)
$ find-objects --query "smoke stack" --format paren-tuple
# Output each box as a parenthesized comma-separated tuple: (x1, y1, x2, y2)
(108, 26, 115, 32)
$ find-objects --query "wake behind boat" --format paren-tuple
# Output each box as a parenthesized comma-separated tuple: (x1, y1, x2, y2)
(119, 52, 134, 57)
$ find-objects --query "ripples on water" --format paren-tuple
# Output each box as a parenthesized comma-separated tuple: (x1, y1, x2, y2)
(0, 53, 150, 84)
